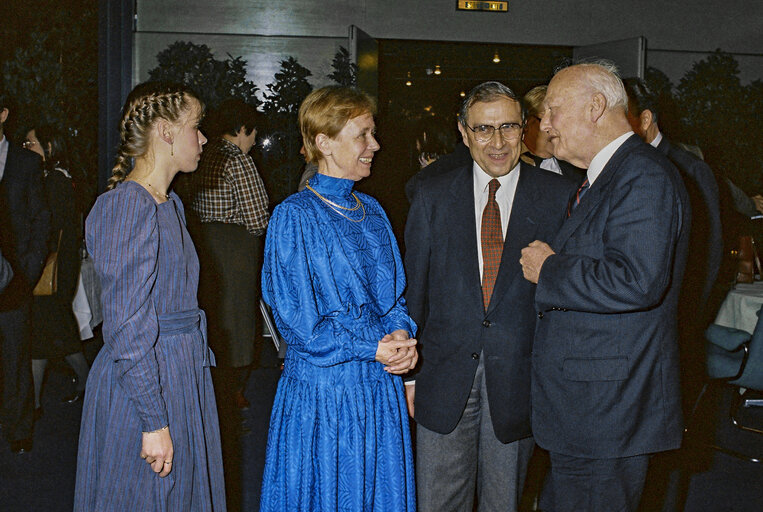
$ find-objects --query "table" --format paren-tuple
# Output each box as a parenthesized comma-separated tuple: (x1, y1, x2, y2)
(713, 281, 763, 334)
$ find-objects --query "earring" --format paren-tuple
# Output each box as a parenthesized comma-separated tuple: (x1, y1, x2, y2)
(170, 142, 174, 156)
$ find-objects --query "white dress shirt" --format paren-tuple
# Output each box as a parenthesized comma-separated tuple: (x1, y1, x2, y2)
(586, 131, 634, 186)
(473, 161, 520, 280)
(540, 157, 562, 175)
(405, 160, 521, 388)
(650, 131, 663, 148)
(0, 135, 9, 182)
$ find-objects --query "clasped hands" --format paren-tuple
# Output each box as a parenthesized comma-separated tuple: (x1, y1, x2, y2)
(376, 329, 418, 374)
(519, 240, 555, 284)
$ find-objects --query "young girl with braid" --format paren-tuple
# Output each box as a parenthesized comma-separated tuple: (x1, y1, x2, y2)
(74, 81, 226, 511)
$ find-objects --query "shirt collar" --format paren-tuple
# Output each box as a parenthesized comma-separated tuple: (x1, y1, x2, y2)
(650, 131, 663, 148)
(472, 160, 520, 195)
(540, 157, 562, 174)
(587, 131, 634, 185)
(0, 135, 8, 177)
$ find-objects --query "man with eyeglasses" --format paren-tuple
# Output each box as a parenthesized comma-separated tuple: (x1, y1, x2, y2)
(404, 81, 575, 512)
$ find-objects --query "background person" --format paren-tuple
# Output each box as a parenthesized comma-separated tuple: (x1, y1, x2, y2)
(413, 113, 458, 169)
(24, 125, 90, 414)
(191, 98, 269, 411)
(74, 81, 226, 511)
(259, 86, 418, 511)
(0, 249, 12, 292)
(623, 77, 723, 408)
(0, 93, 49, 455)
(522, 85, 586, 185)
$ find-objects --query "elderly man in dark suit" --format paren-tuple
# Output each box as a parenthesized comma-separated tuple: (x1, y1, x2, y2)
(405, 81, 574, 512)
(520, 62, 690, 512)
(0, 94, 50, 454)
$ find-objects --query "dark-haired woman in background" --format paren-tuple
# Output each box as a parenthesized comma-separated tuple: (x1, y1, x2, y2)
(24, 126, 90, 415)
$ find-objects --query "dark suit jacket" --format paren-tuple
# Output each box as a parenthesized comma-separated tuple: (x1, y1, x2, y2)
(404, 142, 472, 204)
(0, 143, 49, 310)
(405, 162, 574, 443)
(657, 137, 722, 308)
(532, 134, 690, 459)
(0, 249, 12, 292)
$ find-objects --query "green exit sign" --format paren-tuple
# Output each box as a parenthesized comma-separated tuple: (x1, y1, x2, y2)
(457, 1, 508, 12)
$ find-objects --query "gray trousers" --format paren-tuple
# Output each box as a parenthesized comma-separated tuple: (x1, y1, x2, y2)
(416, 356, 534, 512)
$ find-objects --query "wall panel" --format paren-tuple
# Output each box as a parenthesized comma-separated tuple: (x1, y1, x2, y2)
(134, 0, 763, 91)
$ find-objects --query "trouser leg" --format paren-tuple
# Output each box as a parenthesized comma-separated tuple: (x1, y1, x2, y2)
(416, 366, 482, 512)
(417, 356, 534, 512)
(476, 357, 534, 512)
(0, 306, 34, 442)
(543, 451, 650, 512)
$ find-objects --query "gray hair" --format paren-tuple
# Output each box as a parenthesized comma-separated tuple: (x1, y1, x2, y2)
(557, 59, 628, 112)
(458, 81, 523, 126)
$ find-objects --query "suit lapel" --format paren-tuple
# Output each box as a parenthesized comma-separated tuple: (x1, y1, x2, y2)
(487, 163, 542, 314)
(552, 134, 640, 249)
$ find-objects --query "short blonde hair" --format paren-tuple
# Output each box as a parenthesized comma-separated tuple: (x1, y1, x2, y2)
(523, 85, 547, 117)
(299, 86, 376, 164)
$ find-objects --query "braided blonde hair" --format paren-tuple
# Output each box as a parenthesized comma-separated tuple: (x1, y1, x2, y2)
(107, 81, 203, 190)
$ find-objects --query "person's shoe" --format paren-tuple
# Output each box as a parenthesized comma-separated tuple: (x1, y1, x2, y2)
(10, 438, 32, 454)
(234, 389, 250, 411)
(62, 390, 85, 404)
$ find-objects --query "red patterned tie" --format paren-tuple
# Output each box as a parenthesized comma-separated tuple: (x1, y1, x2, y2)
(567, 178, 590, 217)
(481, 179, 503, 310)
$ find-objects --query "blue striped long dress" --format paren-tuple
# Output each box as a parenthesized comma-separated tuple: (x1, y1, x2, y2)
(74, 181, 226, 511)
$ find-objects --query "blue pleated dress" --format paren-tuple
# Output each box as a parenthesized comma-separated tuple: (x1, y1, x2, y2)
(259, 173, 416, 511)
(74, 181, 226, 511)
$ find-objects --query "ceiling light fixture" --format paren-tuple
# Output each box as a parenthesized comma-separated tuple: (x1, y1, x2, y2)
(493, 51, 501, 64)
(434, 64, 442, 75)
(405, 71, 412, 86)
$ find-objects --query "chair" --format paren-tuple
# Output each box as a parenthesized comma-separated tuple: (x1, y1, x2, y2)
(260, 299, 286, 359)
(696, 309, 763, 462)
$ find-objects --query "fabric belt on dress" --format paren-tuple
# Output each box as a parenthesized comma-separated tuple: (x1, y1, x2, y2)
(157, 308, 216, 368)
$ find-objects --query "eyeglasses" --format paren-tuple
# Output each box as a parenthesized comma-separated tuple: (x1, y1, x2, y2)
(463, 122, 523, 143)
(22, 140, 37, 149)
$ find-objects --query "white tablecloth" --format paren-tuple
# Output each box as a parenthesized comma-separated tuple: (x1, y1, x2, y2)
(713, 282, 763, 333)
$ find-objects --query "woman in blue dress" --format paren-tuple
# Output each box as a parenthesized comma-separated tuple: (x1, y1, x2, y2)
(260, 86, 419, 511)
(74, 82, 226, 511)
